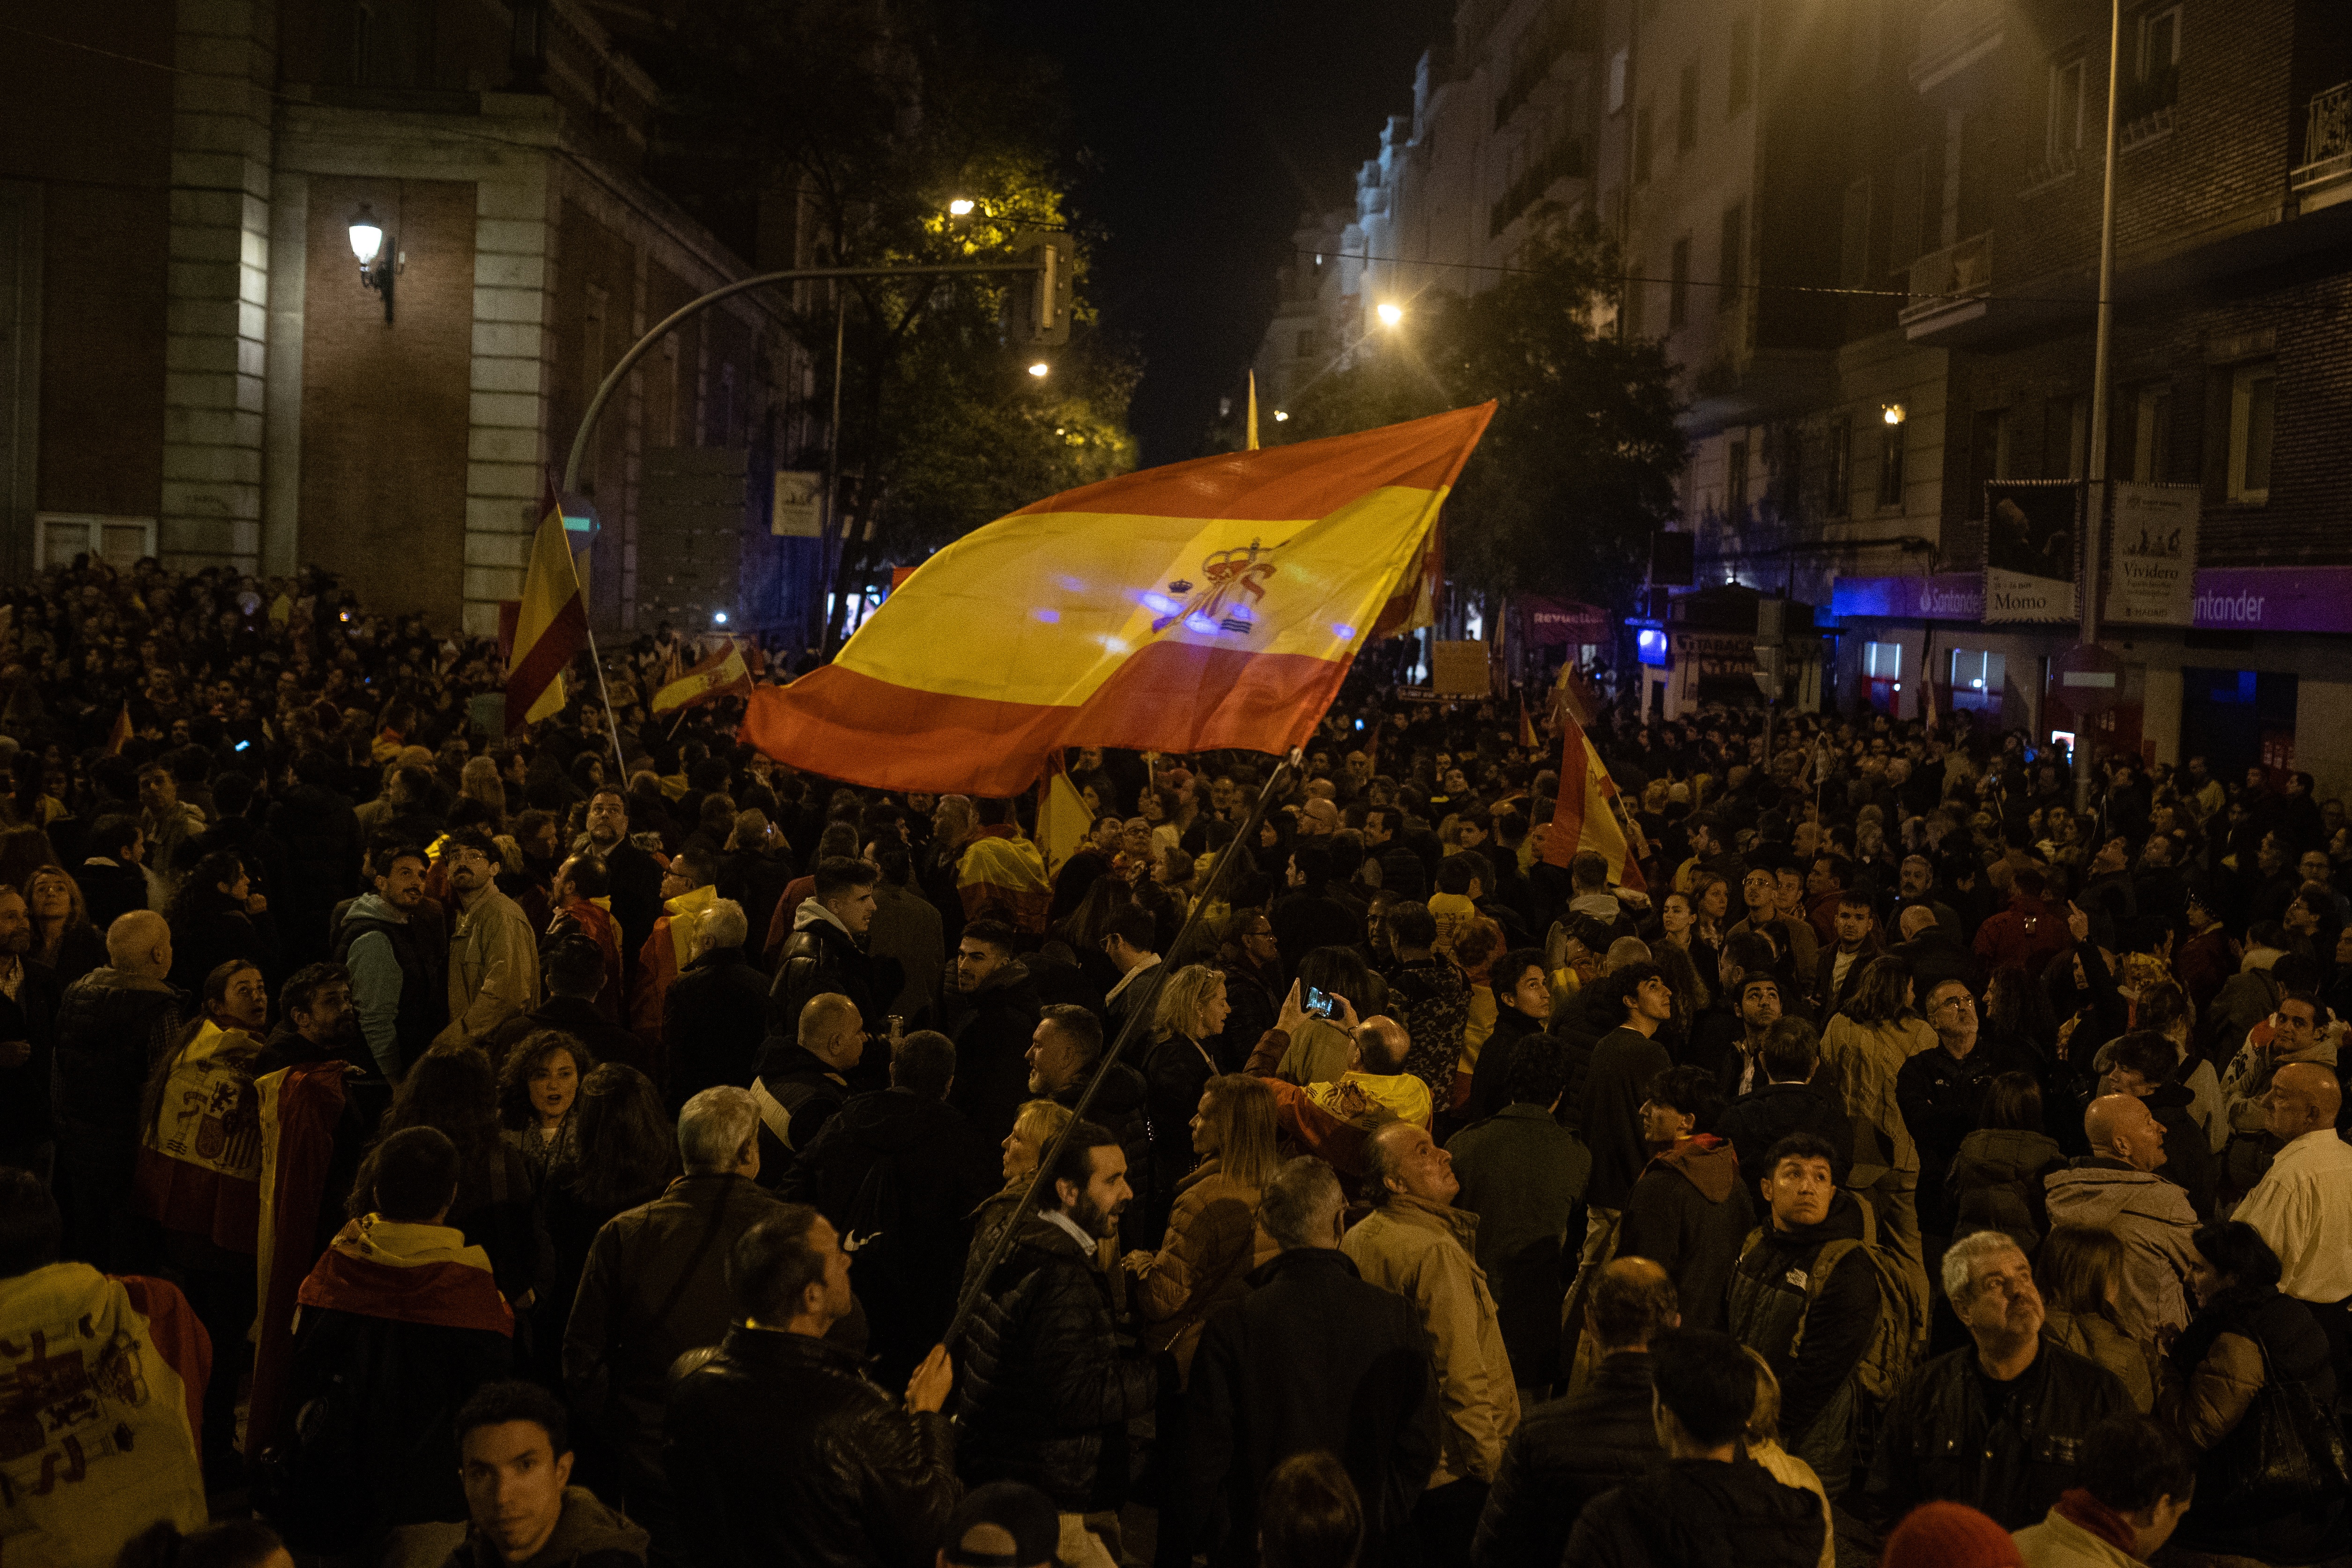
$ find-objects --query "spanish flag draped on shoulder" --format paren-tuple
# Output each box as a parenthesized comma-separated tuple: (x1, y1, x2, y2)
(505, 479, 589, 732)
(742, 404, 1495, 795)
(1539, 705, 1648, 893)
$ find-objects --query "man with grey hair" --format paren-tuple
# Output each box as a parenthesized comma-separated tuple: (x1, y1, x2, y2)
(1861, 1228, 2131, 1531)
(663, 895, 769, 1111)
(1188, 1157, 1438, 1568)
(565, 1085, 801, 1554)
(1345, 1121, 1518, 1562)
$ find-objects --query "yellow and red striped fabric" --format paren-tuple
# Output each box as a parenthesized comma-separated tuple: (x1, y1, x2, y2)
(1539, 708, 1647, 894)
(742, 404, 1495, 795)
(506, 480, 588, 732)
(651, 639, 751, 716)
(296, 1215, 514, 1337)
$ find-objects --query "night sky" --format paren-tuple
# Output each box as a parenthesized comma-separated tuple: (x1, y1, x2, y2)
(998, 0, 1452, 466)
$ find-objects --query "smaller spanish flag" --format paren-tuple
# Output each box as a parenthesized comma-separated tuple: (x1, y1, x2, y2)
(505, 479, 589, 733)
(1517, 695, 1539, 750)
(651, 639, 752, 717)
(1538, 706, 1646, 894)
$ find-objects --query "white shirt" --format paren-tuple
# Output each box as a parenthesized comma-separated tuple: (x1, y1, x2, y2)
(2234, 1127, 2352, 1303)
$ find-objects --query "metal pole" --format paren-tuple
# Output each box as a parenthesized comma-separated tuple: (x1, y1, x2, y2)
(559, 261, 1041, 496)
(2076, 0, 2122, 816)
(820, 287, 847, 649)
(941, 752, 1301, 1348)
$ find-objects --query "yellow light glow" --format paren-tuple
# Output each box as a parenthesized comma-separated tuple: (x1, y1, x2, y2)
(948, 198, 975, 216)
(1882, 403, 1907, 425)
(1273, 410, 1290, 422)
(1027, 362, 1050, 377)
(1376, 302, 1404, 327)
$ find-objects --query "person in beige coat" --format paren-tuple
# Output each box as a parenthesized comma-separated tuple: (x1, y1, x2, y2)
(1122, 1074, 1280, 1378)
(436, 829, 541, 1048)
(1817, 956, 1938, 1327)
(1342, 1118, 1518, 1558)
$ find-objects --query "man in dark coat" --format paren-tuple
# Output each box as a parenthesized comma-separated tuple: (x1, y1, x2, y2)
(663, 924, 771, 1113)
(1863, 1229, 2132, 1531)
(579, 786, 666, 993)
(485, 935, 648, 1074)
(941, 918, 1043, 1143)
(956, 1122, 1158, 1556)
(1463, 947, 1551, 1124)
(1024, 1005, 1153, 1251)
(749, 993, 866, 1169)
(1561, 1329, 1828, 1568)
(0, 886, 64, 1179)
(50, 910, 183, 1272)
(1615, 1066, 1754, 1334)
(1724, 1134, 1884, 1499)
(771, 856, 900, 1069)
(1577, 963, 1675, 1248)
(1190, 1156, 1438, 1568)
(777, 1031, 997, 1387)
(1472, 1258, 1675, 1568)
(663, 1206, 960, 1568)
(1716, 1019, 1852, 1199)
(1271, 843, 1363, 978)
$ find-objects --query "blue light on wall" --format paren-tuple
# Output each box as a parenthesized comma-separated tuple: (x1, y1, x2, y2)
(1636, 628, 1667, 666)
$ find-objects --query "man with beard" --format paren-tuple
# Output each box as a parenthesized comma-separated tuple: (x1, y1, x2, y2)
(578, 787, 666, 991)
(957, 1122, 1158, 1568)
(333, 843, 447, 1082)
(1862, 1230, 2130, 1530)
(436, 829, 540, 1050)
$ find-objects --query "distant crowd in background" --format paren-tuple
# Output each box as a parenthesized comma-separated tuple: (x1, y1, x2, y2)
(6, 552, 2352, 1568)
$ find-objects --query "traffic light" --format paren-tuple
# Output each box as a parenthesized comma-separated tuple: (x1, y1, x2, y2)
(1009, 230, 1073, 347)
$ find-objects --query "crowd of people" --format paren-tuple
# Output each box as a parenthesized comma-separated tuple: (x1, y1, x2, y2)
(7, 553, 2352, 1568)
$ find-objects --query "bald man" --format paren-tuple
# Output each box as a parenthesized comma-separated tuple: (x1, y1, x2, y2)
(51, 910, 187, 1271)
(2044, 1094, 2199, 1337)
(2234, 1062, 2352, 1357)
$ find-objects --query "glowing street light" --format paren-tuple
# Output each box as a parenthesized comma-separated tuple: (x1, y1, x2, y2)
(948, 198, 975, 216)
(1027, 361, 1050, 377)
(1376, 301, 1404, 328)
(1273, 410, 1290, 422)
(1882, 403, 1907, 425)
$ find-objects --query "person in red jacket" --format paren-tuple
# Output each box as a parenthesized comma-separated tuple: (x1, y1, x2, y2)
(1971, 867, 2075, 977)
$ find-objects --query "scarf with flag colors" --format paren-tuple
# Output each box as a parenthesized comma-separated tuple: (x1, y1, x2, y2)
(134, 1020, 265, 1255)
(0, 1263, 208, 1568)
(1538, 707, 1648, 894)
(246, 1059, 348, 1458)
(296, 1215, 514, 1337)
(651, 638, 752, 716)
(505, 478, 589, 732)
(742, 404, 1494, 795)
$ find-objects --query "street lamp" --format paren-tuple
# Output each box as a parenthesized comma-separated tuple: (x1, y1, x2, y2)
(1376, 301, 1404, 328)
(2077, 0, 2123, 814)
(948, 198, 975, 216)
(1882, 403, 1907, 425)
(1027, 361, 1050, 378)
(1273, 410, 1290, 422)
(348, 202, 398, 323)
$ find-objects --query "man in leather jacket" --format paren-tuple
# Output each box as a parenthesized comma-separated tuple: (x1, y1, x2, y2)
(1863, 1229, 2131, 1531)
(771, 856, 899, 1078)
(664, 1206, 958, 1568)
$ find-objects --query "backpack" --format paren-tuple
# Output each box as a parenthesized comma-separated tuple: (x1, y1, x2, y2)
(1738, 1201, 1925, 1417)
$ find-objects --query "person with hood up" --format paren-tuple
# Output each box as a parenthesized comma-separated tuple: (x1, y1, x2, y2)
(1561, 1328, 1829, 1568)
(770, 855, 901, 1055)
(1615, 1065, 1755, 1334)
(2041, 1094, 2199, 1340)
(1725, 1134, 1888, 1499)
(944, 917, 1043, 1142)
(778, 1028, 996, 1387)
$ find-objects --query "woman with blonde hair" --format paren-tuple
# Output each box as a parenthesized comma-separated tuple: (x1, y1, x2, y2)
(1124, 1074, 1280, 1369)
(1142, 963, 1231, 1234)
(2038, 1223, 2155, 1410)
(962, 1097, 1077, 1300)
(458, 755, 507, 833)
(1739, 1348, 1837, 1568)
(24, 861, 105, 987)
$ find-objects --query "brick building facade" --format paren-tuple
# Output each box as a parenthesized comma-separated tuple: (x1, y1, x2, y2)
(0, 0, 816, 641)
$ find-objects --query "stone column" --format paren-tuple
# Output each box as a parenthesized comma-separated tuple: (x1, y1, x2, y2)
(163, 0, 275, 572)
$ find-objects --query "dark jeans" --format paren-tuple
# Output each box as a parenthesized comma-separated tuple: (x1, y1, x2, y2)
(1411, 1478, 1489, 1568)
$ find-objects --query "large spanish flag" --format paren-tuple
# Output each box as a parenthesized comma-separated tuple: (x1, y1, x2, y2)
(743, 404, 1494, 794)
(506, 480, 589, 732)
(1539, 707, 1648, 893)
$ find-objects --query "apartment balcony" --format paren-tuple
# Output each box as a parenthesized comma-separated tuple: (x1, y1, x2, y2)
(2294, 81, 2352, 212)
(1898, 232, 1992, 341)
(1910, 0, 2003, 92)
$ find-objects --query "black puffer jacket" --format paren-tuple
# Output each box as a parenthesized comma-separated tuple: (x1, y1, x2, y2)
(664, 1324, 959, 1568)
(956, 1214, 1158, 1511)
(1047, 1061, 1154, 1249)
(1724, 1191, 1882, 1442)
(1472, 1351, 1662, 1568)
(1863, 1338, 2133, 1530)
(50, 966, 184, 1153)
(1563, 1456, 1827, 1568)
(944, 960, 1043, 1142)
(770, 903, 902, 1047)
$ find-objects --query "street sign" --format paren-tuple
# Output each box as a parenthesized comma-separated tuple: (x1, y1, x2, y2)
(2049, 642, 2127, 716)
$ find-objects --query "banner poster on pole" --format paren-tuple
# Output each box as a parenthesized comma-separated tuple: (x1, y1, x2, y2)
(2108, 481, 2200, 626)
(1983, 480, 2082, 623)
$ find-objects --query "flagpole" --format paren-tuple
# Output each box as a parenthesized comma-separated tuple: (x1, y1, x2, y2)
(942, 748, 1301, 1348)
